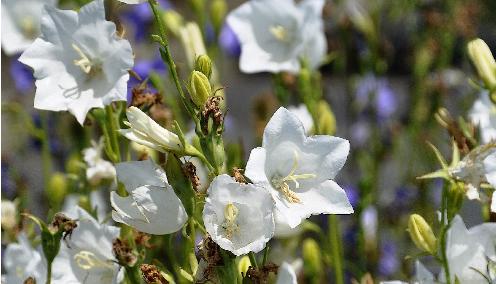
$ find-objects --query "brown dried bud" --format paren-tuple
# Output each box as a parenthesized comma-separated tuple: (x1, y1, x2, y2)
(182, 161, 201, 192)
(232, 168, 247, 184)
(112, 238, 138, 267)
(134, 231, 152, 249)
(140, 264, 168, 284)
(245, 263, 279, 283)
(49, 212, 77, 241)
(23, 277, 36, 284)
(201, 96, 224, 134)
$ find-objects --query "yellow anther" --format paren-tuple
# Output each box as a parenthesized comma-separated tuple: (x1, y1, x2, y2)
(222, 203, 239, 239)
(20, 17, 36, 39)
(269, 25, 289, 42)
(74, 251, 113, 271)
(271, 150, 316, 203)
(72, 44, 93, 74)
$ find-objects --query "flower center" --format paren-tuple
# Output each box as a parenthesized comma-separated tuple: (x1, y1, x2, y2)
(269, 25, 289, 42)
(271, 150, 316, 203)
(74, 250, 114, 271)
(72, 43, 102, 77)
(221, 203, 239, 239)
(19, 17, 37, 39)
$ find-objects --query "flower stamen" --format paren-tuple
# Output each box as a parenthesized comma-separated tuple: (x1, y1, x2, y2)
(271, 150, 316, 203)
(74, 250, 114, 270)
(221, 203, 239, 239)
(269, 25, 289, 42)
(72, 43, 101, 77)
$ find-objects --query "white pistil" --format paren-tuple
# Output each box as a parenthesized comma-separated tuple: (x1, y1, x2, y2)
(74, 250, 114, 271)
(271, 150, 316, 203)
(269, 25, 289, 42)
(221, 203, 239, 239)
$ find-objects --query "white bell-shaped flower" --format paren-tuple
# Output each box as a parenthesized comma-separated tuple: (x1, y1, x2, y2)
(83, 138, 116, 185)
(470, 91, 496, 144)
(111, 159, 188, 235)
(203, 174, 275, 256)
(18, 0, 133, 124)
(1, 0, 57, 55)
(119, 107, 183, 153)
(246, 107, 353, 229)
(3, 233, 46, 284)
(227, 0, 327, 73)
(449, 143, 496, 200)
(444, 215, 496, 283)
(51, 207, 122, 284)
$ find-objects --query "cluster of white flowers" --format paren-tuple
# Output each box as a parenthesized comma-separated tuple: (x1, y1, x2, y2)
(83, 138, 116, 185)
(4, 207, 121, 284)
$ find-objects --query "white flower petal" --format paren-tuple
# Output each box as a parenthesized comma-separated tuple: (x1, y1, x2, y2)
(274, 180, 353, 228)
(276, 262, 297, 284)
(116, 159, 168, 192)
(203, 175, 275, 256)
(111, 185, 188, 235)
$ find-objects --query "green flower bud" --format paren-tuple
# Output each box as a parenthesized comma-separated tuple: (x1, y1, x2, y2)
(237, 255, 251, 278)
(189, 70, 212, 107)
(46, 172, 68, 208)
(162, 10, 183, 37)
(316, 100, 337, 135)
(65, 153, 82, 175)
(302, 238, 322, 282)
(194, 54, 213, 79)
(468, 38, 496, 90)
(210, 0, 227, 34)
(408, 214, 437, 255)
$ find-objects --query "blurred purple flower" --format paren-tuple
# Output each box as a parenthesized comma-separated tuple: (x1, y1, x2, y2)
(219, 23, 241, 57)
(375, 81, 397, 119)
(127, 57, 167, 103)
(2, 162, 16, 199)
(343, 184, 359, 207)
(10, 56, 34, 93)
(355, 74, 397, 119)
(379, 240, 399, 276)
(350, 120, 370, 148)
(122, 0, 172, 41)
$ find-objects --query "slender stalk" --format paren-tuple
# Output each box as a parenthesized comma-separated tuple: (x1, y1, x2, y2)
(148, 0, 186, 101)
(40, 112, 53, 193)
(439, 184, 452, 284)
(125, 265, 142, 284)
(45, 261, 52, 284)
(105, 105, 121, 162)
(248, 252, 258, 269)
(262, 245, 270, 267)
(329, 215, 344, 284)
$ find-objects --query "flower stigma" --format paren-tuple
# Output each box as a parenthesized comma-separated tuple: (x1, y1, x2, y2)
(271, 150, 316, 203)
(221, 203, 239, 239)
(269, 25, 289, 42)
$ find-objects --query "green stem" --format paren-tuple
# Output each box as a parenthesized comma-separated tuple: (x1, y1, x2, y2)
(329, 215, 344, 284)
(46, 261, 52, 284)
(105, 105, 121, 162)
(262, 245, 270, 267)
(248, 252, 258, 269)
(125, 265, 142, 284)
(40, 112, 53, 193)
(148, 0, 186, 101)
(439, 184, 452, 284)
